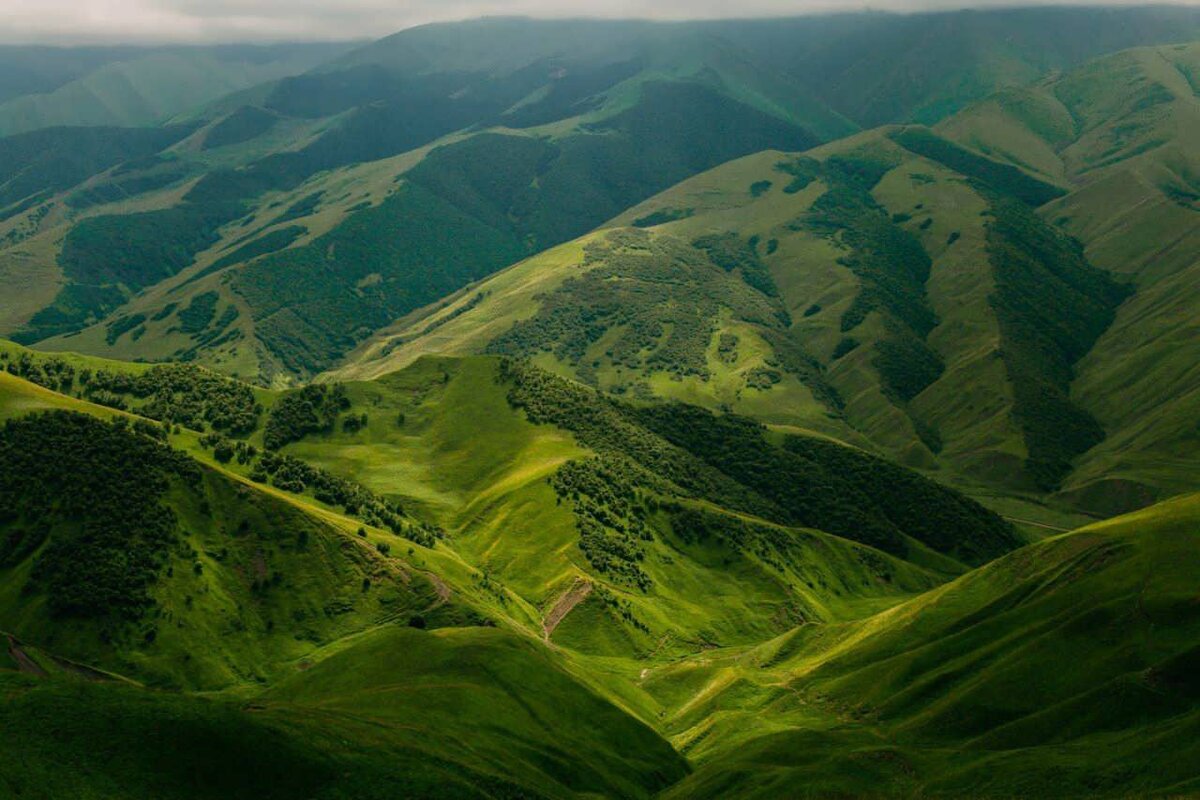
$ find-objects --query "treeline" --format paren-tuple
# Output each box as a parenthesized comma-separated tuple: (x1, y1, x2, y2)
(250, 452, 440, 547)
(87, 364, 261, 434)
(889, 127, 1066, 206)
(982, 191, 1131, 489)
(549, 457, 654, 591)
(502, 359, 1018, 565)
(1, 352, 261, 435)
(263, 383, 350, 450)
(0, 412, 198, 622)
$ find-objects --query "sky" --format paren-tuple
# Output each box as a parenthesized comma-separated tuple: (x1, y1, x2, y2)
(1, 0, 1196, 44)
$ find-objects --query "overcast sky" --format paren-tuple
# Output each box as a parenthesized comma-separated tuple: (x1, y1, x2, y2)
(1, 0, 1196, 45)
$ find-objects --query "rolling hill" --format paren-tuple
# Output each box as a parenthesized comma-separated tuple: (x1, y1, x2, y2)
(659, 491, 1200, 798)
(1, 16, 1199, 797)
(4, 9, 1200, 387)
(0, 342, 1196, 797)
(936, 41, 1200, 514)
(341, 41, 1200, 517)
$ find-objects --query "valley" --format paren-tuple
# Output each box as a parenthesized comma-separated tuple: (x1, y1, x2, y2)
(0, 9, 1198, 798)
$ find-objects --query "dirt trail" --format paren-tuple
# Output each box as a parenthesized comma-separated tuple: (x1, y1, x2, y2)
(543, 579, 592, 639)
(6, 635, 47, 677)
(422, 570, 452, 612)
(1004, 516, 1073, 533)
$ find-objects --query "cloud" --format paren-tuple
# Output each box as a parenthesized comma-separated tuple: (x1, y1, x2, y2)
(1, 0, 1197, 44)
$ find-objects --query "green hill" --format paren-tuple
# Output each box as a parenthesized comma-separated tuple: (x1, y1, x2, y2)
(0, 626, 688, 799)
(0, 345, 1196, 797)
(346, 42, 1200, 516)
(0, 44, 353, 137)
(6, 10, 1200, 385)
(336, 127, 1117, 502)
(936, 41, 1200, 513)
(1, 342, 1014, 655)
(659, 491, 1200, 798)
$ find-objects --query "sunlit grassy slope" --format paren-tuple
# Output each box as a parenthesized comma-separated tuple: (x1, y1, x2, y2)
(659, 492, 1200, 798)
(0, 343, 1004, 662)
(333, 130, 1082, 496)
(0, 352, 1195, 796)
(0, 346, 1197, 797)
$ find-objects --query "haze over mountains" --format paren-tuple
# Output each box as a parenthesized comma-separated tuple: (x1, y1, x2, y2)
(1, 7, 1199, 799)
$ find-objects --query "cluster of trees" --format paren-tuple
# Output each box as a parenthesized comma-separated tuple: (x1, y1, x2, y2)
(668, 505, 812, 577)
(487, 230, 787, 386)
(982, 191, 1130, 489)
(263, 383, 350, 450)
(791, 152, 945, 404)
(692, 232, 779, 298)
(550, 457, 654, 591)
(631, 207, 694, 227)
(84, 364, 261, 434)
(889, 127, 1065, 206)
(0, 411, 198, 621)
(200, 433, 257, 465)
(252, 452, 440, 547)
(1, 351, 76, 393)
(782, 434, 1017, 564)
(105, 313, 146, 344)
(501, 360, 1015, 565)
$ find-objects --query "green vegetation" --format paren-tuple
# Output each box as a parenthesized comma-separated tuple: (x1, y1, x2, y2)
(663, 494, 1200, 798)
(0, 346, 1195, 797)
(503, 358, 1016, 564)
(3, 16, 1200, 797)
(787, 153, 945, 403)
(182, 225, 305, 286)
(263, 383, 349, 450)
(0, 412, 195, 621)
(487, 230, 803, 388)
(202, 105, 279, 150)
(889, 126, 1066, 205)
(983, 192, 1131, 489)
(0, 124, 191, 210)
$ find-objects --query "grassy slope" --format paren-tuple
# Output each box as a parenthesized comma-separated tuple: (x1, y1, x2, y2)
(0, 627, 688, 800)
(346, 44, 1200, 513)
(0, 344, 976, 658)
(333, 129, 1087, 505)
(0, 347, 1197, 797)
(290, 356, 956, 659)
(8, 24, 824, 383)
(0, 356, 690, 798)
(660, 492, 1200, 798)
(938, 42, 1200, 511)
